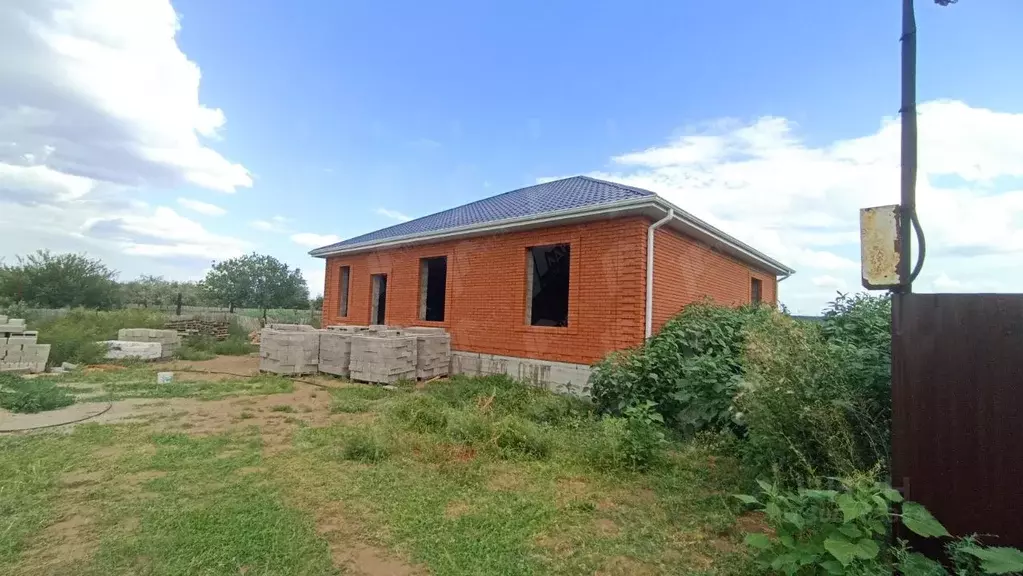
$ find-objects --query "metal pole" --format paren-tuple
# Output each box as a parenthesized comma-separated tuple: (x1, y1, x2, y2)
(900, 0, 917, 292)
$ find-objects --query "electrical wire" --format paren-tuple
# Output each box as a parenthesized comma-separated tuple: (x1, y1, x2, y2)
(908, 209, 926, 284)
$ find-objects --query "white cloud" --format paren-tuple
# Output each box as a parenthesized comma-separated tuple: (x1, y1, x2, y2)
(375, 208, 411, 222)
(83, 206, 247, 259)
(176, 197, 225, 216)
(291, 233, 341, 248)
(1, 0, 252, 193)
(0, 0, 254, 280)
(565, 100, 1023, 314)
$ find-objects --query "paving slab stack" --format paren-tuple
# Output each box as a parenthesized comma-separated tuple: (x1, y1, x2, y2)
(349, 332, 418, 383)
(115, 329, 181, 358)
(402, 327, 451, 379)
(0, 317, 50, 373)
(259, 327, 320, 375)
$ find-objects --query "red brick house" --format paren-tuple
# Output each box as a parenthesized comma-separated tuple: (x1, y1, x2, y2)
(310, 176, 792, 393)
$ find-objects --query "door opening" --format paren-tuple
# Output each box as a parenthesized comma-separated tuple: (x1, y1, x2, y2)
(371, 274, 387, 325)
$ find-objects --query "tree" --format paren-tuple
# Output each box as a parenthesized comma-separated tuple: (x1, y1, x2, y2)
(200, 253, 309, 315)
(200, 257, 254, 313)
(248, 254, 310, 318)
(0, 250, 119, 309)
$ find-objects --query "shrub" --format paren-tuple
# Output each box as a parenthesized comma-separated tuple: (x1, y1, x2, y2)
(35, 308, 168, 366)
(737, 311, 890, 487)
(738, 473, 1023, 576)
(446, 410, 495, 446)
(584, 401, 668, 471)
(0, 374, 75, 413)
(590, 302, 773, 435)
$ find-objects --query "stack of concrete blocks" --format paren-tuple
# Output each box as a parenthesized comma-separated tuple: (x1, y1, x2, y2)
(259, 327, 320, 375)
(116, 329, 181, 358)
(349, 331, 418, 384)
(318, 325, 364, 377)
(101, 340, 163, 360)
(0, 317, 50, 373)
(403, 327, 451, 379)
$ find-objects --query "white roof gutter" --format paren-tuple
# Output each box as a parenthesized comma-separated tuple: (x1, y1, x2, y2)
(645, 208, 674, 339)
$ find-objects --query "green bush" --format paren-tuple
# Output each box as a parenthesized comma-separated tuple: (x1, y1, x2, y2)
(737, 309, 890, 488)
(590, 302, 773, 435)
(176, 334, 255, 359)
(0, 374, 75, 413)
(738, 473, 1023, 576)
(584, 402, 668, 471)
(445, 410, 495, 446)
(34, 308, 168, 366)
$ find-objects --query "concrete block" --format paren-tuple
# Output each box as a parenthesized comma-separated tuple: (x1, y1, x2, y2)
(101, 340, 162, 360)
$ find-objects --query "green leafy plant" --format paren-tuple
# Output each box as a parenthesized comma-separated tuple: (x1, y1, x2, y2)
(0, 374, 76, 413)
(585, 401, 668, 471)
(590, 302, 773, 435)
(738, 474, 1023, 575)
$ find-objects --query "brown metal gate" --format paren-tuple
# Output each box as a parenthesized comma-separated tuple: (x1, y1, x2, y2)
(892, 293, 1023, 547)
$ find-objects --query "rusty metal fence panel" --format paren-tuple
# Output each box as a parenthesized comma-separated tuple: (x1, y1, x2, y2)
(892, 293, 1023, 547)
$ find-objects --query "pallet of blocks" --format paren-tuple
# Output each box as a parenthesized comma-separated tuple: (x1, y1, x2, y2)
(349, 334, 417, 384)
(0, 317, 50, 373)
(403, 327, 451, 379)
(116, 328, 181, 358)
(318, 329, 354, 377)
(259, 328, 320, 375)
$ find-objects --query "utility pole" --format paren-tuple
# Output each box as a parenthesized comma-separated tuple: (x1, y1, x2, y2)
(899, 0, 918, 293)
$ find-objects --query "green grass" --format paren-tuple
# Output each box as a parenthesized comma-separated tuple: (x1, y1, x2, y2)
(176, 334, 256, 360)
(0, 373, 75, 413)
(27, 367, 293, 402)
(0, 374, 754, 575)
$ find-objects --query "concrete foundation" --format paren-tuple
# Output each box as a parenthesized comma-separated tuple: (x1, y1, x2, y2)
(117, 328, 181, 358)
(450, 351, 592, 397)
(0, 317, 50, 373)
(259, 328, 320, 375)
(349, 334, 417, 383)
(102, 340, 163, 360)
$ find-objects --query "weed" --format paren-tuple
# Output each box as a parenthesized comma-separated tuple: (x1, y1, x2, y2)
(33, 308, 168, 366)
(388, 395, 449, 433)
(270, 404, 295, 413)
(340, 429, 390, 463)
(493, 416, 551, 460)
(239, 411, 255, 419)
(330, 397, 371, 413)
(0, 373, 75, 413)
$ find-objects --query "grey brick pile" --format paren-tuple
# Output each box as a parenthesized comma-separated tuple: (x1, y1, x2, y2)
(116, 328, 181, 358)
(403, 327, 451, 379)
(259, 328, 320, 375)
(349, 334, 418, 383)
(101, 340, 163, 360)
(258, 323, 451, 383)
(0, 317, 50, 373)
(318, 330, 353, 377)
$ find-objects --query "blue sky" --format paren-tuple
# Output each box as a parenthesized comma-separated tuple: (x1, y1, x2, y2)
(3, 0, 1022, 313)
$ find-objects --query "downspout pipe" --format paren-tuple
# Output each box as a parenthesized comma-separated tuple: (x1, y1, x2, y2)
(645, 208, 675, 339)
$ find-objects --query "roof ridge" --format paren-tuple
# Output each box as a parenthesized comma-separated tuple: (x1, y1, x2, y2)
(575, 175, 656, 197)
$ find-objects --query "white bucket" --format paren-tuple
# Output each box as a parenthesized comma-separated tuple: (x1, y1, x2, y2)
(157, 372, 174, 384)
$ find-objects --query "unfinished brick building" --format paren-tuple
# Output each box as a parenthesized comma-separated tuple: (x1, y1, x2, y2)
(311, 176, 793, 394)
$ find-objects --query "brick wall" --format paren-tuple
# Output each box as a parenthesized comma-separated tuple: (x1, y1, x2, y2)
(320, 216, 779, 365)
(322, 217, 650, 365)
(650, 227, 778, 333)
